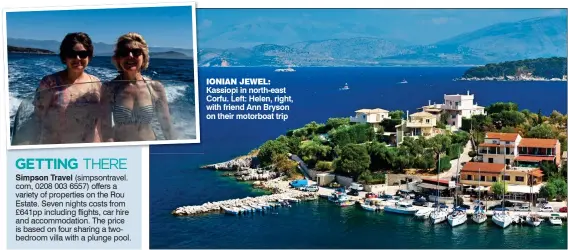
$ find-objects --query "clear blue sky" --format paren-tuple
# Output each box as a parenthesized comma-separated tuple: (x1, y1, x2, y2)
(7, 6, 194, 49)
(195, 8, 566, 48)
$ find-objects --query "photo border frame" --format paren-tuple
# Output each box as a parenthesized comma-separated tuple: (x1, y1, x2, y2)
(2, 1, 201, 150)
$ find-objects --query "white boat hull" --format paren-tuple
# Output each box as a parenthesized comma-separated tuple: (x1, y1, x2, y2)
(549, 219, 563, 225)
(430, 210, 448, 224)
(492, 214, 513, 228)
(361, 204, 378, 211)
(415, 208, 433, 219)
(472, 213, 487, 224)
(448, 214, 467, 227)
(384, 206, 418, 215)
(526, 218, 542, 227)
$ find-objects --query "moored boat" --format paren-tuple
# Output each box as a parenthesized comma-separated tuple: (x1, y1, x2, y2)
(384, 202, 419, 215)
(447, 207, 467, 227)
(525, 213, 542, 227)
(415, 203, 435, 219)
(430, 206, 450, 224)
(549, 214, 563, 225)
(492, 209, 513, 228)
(360, 199, 379, 211)
(472, 204, 487, 224)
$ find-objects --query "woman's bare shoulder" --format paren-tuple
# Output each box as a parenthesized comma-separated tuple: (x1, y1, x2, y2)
(38, 72, 61, 89)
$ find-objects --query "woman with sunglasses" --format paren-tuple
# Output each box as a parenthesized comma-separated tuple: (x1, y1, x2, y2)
(100, 32, 174, 142)
(32, 32, 102, 144)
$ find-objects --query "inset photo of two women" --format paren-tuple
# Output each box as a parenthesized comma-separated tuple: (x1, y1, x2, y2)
(4, 3, 199, 149)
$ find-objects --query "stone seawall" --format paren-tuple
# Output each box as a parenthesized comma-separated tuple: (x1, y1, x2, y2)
(172, 191, 318, 216)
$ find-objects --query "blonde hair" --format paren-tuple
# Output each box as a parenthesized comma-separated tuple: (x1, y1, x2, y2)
(112, 32, 150, 71)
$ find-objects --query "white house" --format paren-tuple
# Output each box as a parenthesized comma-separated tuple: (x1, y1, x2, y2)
(350, 108, 390, 131)
(420, 91, 486, 129)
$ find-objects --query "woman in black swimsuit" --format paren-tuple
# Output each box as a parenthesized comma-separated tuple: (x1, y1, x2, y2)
(100, 32, 174, 142)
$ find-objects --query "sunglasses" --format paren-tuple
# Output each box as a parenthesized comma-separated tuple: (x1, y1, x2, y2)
(65, 50, 90, 59)
(117, 48, 143, 57)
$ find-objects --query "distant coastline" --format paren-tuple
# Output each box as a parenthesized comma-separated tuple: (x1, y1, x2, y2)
(455, 57, 567, 82)
(7, 45, 55, 55)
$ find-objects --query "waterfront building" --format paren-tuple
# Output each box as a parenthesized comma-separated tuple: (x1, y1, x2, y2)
(460, 162, 544, 200)
(477, 132, 562, 168)
(350, 108, 390, 132)
(420, 91, 486, 130)
(395, 111, 443, 145)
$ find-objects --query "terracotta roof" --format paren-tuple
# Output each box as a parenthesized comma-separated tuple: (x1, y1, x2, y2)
(519, 138, 559, 148)
(461, 162, 505, 174)
(478, 143, 515, 148)
(485, 132, 519, 142)
(515, 155, 555, 162)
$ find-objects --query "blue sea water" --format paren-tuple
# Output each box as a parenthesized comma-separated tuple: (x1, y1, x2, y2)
(151, 66, 567, 249)
(7, 53, 197, 139)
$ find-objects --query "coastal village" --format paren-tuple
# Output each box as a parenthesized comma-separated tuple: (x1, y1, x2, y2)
(174, 90, 567, 228)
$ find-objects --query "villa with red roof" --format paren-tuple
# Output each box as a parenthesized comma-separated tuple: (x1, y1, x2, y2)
(477, 132, 561, 168)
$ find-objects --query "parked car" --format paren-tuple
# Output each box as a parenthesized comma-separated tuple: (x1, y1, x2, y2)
(488, 200, 515, 210)
(350, 183, 364, 191)
(559, 207, 567, 213)
(305, 185, 319, 192)
(514, 204, 531, 212)
(347, 189, 359, 196)
(539, 204, 554, 212)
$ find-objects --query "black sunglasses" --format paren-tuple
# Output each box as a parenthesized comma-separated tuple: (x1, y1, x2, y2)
(117, 48, 143, 57)
(65, 50, 90, 59)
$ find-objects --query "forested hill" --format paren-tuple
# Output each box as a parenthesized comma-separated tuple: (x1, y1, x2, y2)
(7, 45, 55, 54)
(460, 57, 567, 80)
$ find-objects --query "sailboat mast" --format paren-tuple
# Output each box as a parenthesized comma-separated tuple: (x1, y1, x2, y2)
(502, 145, 506, 210)
(437, 152, 440, 205)
(455, 147, 461, 205)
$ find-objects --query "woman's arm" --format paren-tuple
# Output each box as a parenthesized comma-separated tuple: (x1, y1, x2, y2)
(151, 80, 175, 140)
(100, 82, 115, 142)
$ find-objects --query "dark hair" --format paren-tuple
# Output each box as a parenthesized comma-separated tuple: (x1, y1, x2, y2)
(59, 32, 94, 63)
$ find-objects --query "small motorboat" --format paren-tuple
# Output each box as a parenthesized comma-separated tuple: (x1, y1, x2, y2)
(339, 83, 349, 91)
(337, 200, 355, 207)
(415, 203, 435, 219)
(525, 213, 543, 227)
(384, 202, 419, 215)
(360, 199, 378, 212)
(549, 214, 563, 225)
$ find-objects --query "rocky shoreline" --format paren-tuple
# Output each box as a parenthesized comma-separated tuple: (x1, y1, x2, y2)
(201, 155, 282, 181)
(172, 190, 317, 216)
(454, 76, 566, 81)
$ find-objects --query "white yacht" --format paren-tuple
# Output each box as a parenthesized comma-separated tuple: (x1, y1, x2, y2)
(414, 203, 435, 219)
(447, 207, 468, 227)
(384, 202, 419, 215)
(492, 209, 513, 228)
(472, 203, 487, 224)
(549, 214, 563, 225)
(430, 204, 450, 224)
